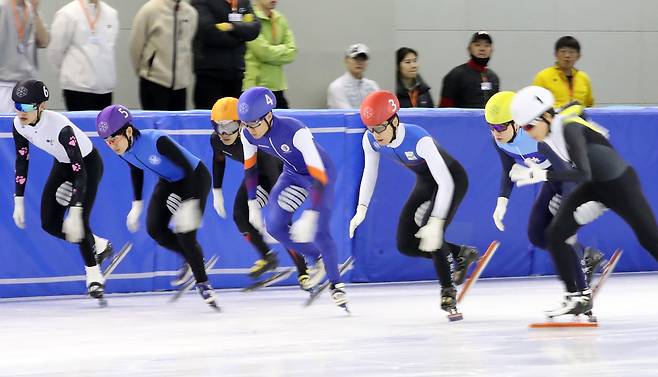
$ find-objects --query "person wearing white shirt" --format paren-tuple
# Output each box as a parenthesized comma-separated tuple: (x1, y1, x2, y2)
(48, 0, 118, 110)
(327, 43, 380, 109)
(0, 0, 49, 113)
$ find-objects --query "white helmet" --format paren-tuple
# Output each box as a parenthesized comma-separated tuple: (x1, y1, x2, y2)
(511, 86, 555, 126)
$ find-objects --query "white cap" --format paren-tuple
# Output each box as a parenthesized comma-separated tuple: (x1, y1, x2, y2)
(345, 43, 369, 59)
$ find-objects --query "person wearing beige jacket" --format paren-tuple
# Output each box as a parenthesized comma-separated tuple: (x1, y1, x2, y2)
(129, 0, 198, 110)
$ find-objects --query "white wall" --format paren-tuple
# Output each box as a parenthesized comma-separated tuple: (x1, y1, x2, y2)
(37, 0, 658, 110)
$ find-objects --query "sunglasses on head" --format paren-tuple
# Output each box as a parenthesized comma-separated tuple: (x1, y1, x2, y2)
(212, 120, 240, 135)
(14, 103, 38, 112)
(241, 118, 265, 129)
(488, 121, 513, 132)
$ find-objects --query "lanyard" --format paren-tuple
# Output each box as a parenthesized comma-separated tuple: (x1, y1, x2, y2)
(11, 0, 30, 42)
(78, 0, 101, 33)
(409, 88, 419, 108)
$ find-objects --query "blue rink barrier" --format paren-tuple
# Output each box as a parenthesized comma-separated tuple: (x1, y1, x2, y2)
(1, 108, 657, 298)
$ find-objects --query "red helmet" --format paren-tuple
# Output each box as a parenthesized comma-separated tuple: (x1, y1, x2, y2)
(360, 90, 400, 127)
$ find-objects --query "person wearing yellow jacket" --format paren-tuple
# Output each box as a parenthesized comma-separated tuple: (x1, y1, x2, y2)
(533, 36, 594, 108)
(242, 0, 296, 108)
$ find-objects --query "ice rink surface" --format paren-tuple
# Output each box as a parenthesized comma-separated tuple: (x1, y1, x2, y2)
(1, 273, 657, 377)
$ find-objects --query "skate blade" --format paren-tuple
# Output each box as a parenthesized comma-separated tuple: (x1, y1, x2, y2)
(529, 322, 598, 328)
(447, 312, 463, 322)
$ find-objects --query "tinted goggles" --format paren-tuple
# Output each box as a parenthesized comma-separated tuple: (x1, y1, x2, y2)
(212, 120, 240, 135)
(14, 103, 38, 112)
(242, 118, 265, 129)
(522, 116, 545, 131)
(488, 121, 513, 132)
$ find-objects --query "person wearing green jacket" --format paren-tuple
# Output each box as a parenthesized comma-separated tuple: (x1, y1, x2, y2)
(242, 0, 296, 108)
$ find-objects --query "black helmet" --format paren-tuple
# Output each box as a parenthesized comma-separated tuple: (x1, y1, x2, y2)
(12, 80, 50, 104)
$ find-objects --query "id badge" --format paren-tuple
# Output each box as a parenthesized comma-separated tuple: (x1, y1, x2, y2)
(89, 34, 102, 44)
(481, 82, 493, 91)
(228, 13, 243, 22)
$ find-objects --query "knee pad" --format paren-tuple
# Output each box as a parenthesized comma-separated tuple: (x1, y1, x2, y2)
(55, 181, 73, 206)
(414, 200, 432, 227)
(166, 193, 182, 214)
(277, 185, 308, 212)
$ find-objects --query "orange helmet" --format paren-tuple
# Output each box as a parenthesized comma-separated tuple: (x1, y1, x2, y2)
(211, 97, 239, 122)
(360, 90, 400, 127)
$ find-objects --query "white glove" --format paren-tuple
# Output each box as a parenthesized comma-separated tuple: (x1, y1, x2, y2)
(290, 210, 319, 243)
(62, 205, 85, 243)
(509, 159, 548, 187)
(126, 200, 143, 233)
(349, 204, 368, 238)
(212, 188, 227, 218)
(492, 197, 508, 231)
(415, 216, 445, 252)
(548, 193, 562, 215)
(13, 196, 25, 229)
(574, 201, 607, 225)
(174, 199, 202, 234)
(248, 199, 265, 233)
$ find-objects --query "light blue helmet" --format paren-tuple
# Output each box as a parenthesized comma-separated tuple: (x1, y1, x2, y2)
(238, 87, 276, 122)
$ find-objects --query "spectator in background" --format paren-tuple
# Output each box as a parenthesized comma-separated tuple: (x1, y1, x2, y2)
(439, 31, 499, 108)
(395, 47, 433, 108)
(242, 0, 296, 109)
(0, 0, 49, 113)
(327, 43, 380, 109)
(533, 36, 594, 108)
(190, 0, 260, 109)
(129, 0, 198, 111)
(48, 0, 119, 111)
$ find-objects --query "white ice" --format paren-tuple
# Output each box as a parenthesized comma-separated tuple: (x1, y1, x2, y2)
(1, 274, 657, 377)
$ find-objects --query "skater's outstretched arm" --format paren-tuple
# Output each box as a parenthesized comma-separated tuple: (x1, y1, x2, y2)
(13, 127, 30, 197)
(58, 126, 87, 205)
(416, 137, 453, 220)
(156, 136, 196, 198)
(241, 128, 260, 200)
(292, 127, 328, 211)
(210, 134, 227, 190)
(494, 141, 515, 199)
(356, 132, 380, 209)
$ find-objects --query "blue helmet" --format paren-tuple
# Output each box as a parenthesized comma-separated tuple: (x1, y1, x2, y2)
(238, 87, 276, 122)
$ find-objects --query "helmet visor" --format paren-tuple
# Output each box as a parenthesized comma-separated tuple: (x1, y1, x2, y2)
(14, 102, 38, 112)
(212, 120, 240, 135)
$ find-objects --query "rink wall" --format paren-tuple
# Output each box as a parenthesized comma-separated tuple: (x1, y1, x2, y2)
(1, 108, 657, 298)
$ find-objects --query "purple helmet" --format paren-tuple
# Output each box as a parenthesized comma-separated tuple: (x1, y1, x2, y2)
(238, 87, 276, 122)
(96, 105, 133, 138)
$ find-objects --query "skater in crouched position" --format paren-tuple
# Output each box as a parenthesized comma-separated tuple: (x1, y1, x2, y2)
(209, 97, 310, 285)
(238, 87, 347, 308)
(11, 80, 114, 300)
(95, 105, 218, 308)
(484, 91, 605, 287)
(349, 90, 477, 314)
(510, 86, 658, 317)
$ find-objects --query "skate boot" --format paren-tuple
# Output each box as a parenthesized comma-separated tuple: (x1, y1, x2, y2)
(297, 271, 311, 291)
(545, 290, 592, 319)
(582, 247, 605, 285)
(195, 281, 220, 310)
(85, 265, 107, 306)
(304, 257, 326, 290)
(93, 235, 114, 265)
(452, 246, 479, 285)
(248, 251, 279, 279)
(330, 282, 349, 311)
(441, 286, 462, 321)
(171, 262, 193, 286)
